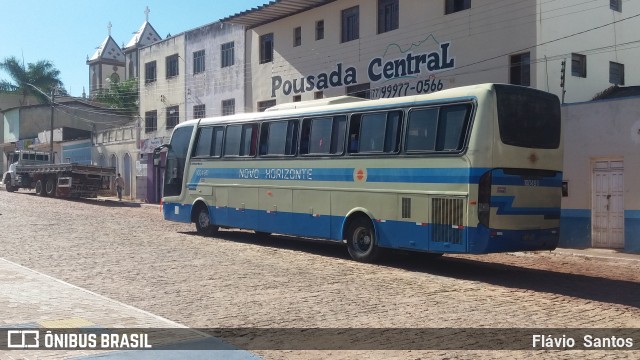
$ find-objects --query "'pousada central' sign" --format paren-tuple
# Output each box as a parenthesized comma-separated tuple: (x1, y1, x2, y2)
(271, 42, 455, 98)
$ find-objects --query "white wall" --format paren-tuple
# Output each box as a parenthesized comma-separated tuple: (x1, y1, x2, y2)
(562, 96, 640, 211)
(245, 0, 640, 111)
(139, 34, 186, 143)
(246, 0, 537, 110)
(185, 22, 246, 117)
(537, 0, 640, 103)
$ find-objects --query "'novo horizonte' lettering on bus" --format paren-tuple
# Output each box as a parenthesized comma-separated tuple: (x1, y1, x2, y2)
(239, 168, 313, 180)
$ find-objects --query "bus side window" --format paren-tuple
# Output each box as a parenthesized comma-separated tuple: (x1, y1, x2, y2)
(406, 108, 438, 152)
(259, 122, 270, 156)
(194, 127, 214, 157)
(212, 127, 224, 157)
(309, 117, 332, 154)
(348, 115, 361, 153)
(224, 125, 242, 156)
(330, 116, 346, 154)
(437, 104, 471, 151)
(261, 120, 298, 156)
(355, 110, 402, 154)
(241, 124, 258, 157)
(300, 120, 311, 155)
(384, 111, 403, 153)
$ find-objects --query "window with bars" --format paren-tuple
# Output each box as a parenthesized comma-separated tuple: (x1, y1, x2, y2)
(509, 52, 530, 86)
(221, 42, 234, 68)
(445, 0, 471, 14)
(610, 62, 625, 85)
(193, 50, 205, 74)
(166, 54, 179, 78)
(257, 99, 276, 112)
(316, 20, 324, 40)
(145, 110, 157, 132)
(260, 33, 274, 64)
(346, 83, 371, 99)
(571, 53, 587, 78)
(222, 99, 235, 116)
(293, 27, 301, 47)
(166, 106, 179, 129)
(193, 104, 205, 119)
(610, 0, 622, 12)
(378, 0, 399, 34)
(341, 6, 359, 43)
(144, 61, 156, 84)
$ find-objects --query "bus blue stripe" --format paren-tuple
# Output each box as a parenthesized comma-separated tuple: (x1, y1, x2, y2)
(366, 167, 490, 184)
(188, 167, 493, 186)
(162, 202, 559, 253)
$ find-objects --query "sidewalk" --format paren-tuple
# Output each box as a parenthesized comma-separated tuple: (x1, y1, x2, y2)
(552, 247, 640, 263)
(0, 258, 260, 360)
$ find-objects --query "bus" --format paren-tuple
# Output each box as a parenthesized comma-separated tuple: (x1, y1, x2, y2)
(156, 83, 562, 262)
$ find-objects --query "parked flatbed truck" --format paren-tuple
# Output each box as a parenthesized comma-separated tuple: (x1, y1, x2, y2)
(2, 150, 115, 198)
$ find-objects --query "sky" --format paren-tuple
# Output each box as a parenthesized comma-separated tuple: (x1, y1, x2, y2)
(0, 0, 268, 97)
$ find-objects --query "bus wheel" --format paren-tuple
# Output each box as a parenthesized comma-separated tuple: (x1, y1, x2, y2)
(45, 177, 57, 197)
(346, 216, 381, 263)
(194, 204, 218, 237)
(35, 180, 46, 196)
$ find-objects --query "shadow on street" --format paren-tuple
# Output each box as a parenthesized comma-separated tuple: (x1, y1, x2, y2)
(180, 228, 640, 309)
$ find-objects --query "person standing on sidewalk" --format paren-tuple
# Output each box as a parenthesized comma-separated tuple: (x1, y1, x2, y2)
(115, 173, 125, 201)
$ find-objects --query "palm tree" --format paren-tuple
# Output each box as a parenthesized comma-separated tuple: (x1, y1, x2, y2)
(0, 56, 65, 105)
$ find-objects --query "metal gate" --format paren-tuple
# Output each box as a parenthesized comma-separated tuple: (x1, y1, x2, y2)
(592, 159, 624, 248)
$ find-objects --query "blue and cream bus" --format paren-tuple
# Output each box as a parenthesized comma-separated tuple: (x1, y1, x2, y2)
(157, 83, 562, 262)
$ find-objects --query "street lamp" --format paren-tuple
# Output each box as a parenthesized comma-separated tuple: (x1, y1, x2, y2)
(25, 83, 56, 164)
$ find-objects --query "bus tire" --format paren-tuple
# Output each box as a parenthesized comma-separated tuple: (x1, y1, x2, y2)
(35, 179, 46, 196)
(194, 204, 218, 237)
(346, 216, 381, 263)
(45, 176, 57, 197)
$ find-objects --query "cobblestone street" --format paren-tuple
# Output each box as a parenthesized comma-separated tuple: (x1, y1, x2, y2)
(0, 189, 638, 359)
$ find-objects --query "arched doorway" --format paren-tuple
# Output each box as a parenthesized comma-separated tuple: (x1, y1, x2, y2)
(123, 153, 131, 197)
(110, 154, 118, 172)
(110, 154, 118, 196)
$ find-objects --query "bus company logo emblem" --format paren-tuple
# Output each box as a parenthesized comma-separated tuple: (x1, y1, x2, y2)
(528, 152, 539, 164)
(354, 168, 367, 183)
(7, 330, 40, 348)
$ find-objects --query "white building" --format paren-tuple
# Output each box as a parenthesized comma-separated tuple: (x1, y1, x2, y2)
(561, 93, 640, 253)
(221, 0, 639, 110)
(185, 22, 246, 118)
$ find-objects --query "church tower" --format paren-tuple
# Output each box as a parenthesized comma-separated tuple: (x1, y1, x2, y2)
(86, 22, 125, 97)
(123, 6, 161, 81)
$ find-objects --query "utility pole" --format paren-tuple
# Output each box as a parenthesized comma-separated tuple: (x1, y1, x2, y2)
(49, 87, 55, 164)
(560, 59, 567, 104)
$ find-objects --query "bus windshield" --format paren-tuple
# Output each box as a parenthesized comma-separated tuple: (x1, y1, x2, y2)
(164, 126, 194, 197)
(495, 85, 561, 149)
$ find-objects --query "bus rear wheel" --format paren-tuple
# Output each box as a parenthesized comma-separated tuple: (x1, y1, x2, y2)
(346, 216, 381, 263)
(194, 204, 218, 237)
(35, 179, 46, 196)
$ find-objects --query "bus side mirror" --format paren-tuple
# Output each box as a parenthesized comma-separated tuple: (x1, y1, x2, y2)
(152, 144, 171, 166)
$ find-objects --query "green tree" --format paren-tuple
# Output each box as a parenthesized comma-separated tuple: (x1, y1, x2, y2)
(0, 56, 66, 104)
(93, 77, 139, 116)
